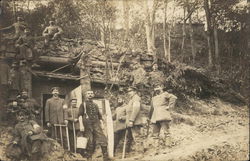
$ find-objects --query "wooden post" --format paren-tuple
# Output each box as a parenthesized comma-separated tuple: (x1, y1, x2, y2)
(77, 54, 91, 97)
(19, 64, 32, 97)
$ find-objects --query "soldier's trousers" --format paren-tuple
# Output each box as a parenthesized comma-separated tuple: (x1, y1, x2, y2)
(151, 120, 171, 147)
(68, 129, 80, 152)
(84, 120, 108, 157)
(127, 125, 144, 153)
(152, 120, 171, 137)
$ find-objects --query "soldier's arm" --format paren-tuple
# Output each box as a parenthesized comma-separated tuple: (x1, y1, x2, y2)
(13, 125, 21, 143)
(57, 26, 63, 34)
(96, 103, 103, 120)
(0, 24, 14, 31)
(165, 92, 177, 109)
(129, 98, 141, 122)
(78, 103, 85, 131)
(42, 27, 48, 36)
(119, 106, 127, 121)
(44, 100, 50, 123)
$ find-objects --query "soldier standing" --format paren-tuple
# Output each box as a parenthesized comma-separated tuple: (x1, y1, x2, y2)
(64, 98, 80, 152)
(148, 85, 177, 147)
(45, 87, 65, 139)
(125, 87, 145, 154)
(113, 97, 127, 155)
(78, 90, 111, 161)
(0, 16, 27, 40)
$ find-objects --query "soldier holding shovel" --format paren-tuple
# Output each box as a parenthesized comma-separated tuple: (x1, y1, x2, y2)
(64, 98, 80, 152)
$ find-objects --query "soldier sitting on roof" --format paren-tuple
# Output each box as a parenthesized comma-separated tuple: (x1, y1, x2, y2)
(42, 21, 63, 45)
(15, 28, 39, 66)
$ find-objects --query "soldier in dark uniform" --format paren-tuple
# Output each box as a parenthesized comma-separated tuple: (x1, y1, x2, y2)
(64, 98, 80, 152)
(10, 110, 49, 161)
(18, 88, 41, 122)
(78, 90, 111, 161)
(15, 28, 36, 65)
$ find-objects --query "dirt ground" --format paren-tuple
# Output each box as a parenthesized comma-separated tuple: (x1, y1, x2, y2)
(0, 98, 249, 161)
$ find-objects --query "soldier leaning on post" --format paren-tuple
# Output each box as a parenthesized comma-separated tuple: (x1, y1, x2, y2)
(64, 98, 80, 152)
(112, 97, 130, 155)
(45, 87, 65, 139)
(78, 90, 112, 161)
(148, 84, 177, 148)
(125, 86, 146, 154)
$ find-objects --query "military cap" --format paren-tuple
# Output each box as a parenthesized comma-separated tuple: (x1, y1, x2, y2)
(51, 87, 60, 92)
(21, 88, 28, 93)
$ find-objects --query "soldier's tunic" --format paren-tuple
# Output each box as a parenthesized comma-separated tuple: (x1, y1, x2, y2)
(64, 107, 80, 151)
(113, 105, 127, 153)
(16, 34, 35, 61)
(150, 91, 177, 136)
(125, 94, 146, 152)
(78, 100, 107, 157)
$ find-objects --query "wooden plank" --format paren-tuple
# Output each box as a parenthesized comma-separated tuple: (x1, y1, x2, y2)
(105, 99, 114, 158)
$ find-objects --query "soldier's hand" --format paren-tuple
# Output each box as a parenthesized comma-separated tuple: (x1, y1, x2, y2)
(47, 122, 51, 127)
(34, 110, 40, 114)
(28, 131, 33, 136)
(100, 120, 105, 130)
(74, 119, 78, 122)
(127, 121, 134, 128)
(64, 120, 68, 125)
(80, 126, 85, 132)
(13, 141, 18, 145)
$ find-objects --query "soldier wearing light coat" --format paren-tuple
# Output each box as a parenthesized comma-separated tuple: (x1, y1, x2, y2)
(149, 85, 177, 146)
(125, 86, 146, 153)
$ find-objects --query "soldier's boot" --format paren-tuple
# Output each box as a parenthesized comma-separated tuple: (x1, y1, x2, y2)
(101, 146, 112, 161)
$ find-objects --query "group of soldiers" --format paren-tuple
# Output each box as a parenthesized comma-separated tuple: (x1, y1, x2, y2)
(0, 16, 63, 66)
(2, 16, 178, 161)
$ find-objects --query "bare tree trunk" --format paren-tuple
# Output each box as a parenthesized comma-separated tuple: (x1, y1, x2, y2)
(144, 0, 158, 54)
(187, 2, 196, 64)
(163, 0, 169, 62)
(168, 29, 171, 62)
(204, 0, 213, 67)
(12, 0, 16, 21)
(181, 7, 186, 62)
(213, 22, 220, 73)
(123, 0, 130, 42)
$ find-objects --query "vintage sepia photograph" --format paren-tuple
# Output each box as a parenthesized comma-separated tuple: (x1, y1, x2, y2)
(0, 0, 249, 161)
